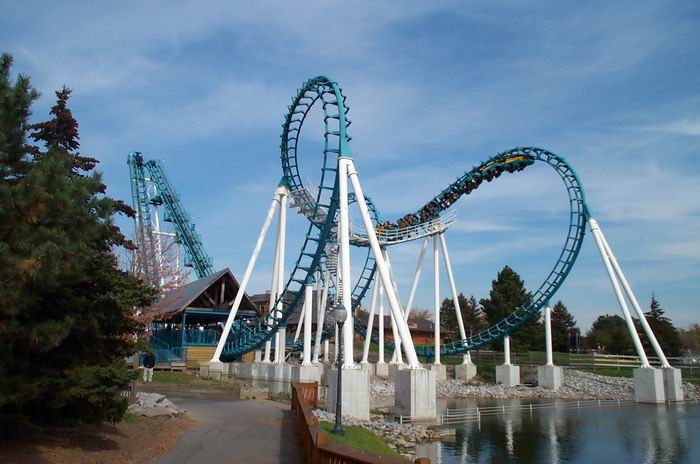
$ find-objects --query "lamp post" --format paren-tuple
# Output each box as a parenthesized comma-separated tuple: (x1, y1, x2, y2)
(332, 302, 347, 436)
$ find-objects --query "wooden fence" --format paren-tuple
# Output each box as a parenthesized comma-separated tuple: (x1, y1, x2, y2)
(291, 382, 430, 464)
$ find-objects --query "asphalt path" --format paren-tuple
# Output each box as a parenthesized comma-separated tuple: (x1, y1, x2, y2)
(152, 396, 299, 464)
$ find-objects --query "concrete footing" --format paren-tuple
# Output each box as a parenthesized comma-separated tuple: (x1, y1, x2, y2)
(634, 367, 665, 403)
(360, 362, 376, 376)
(662, 367, 684, 402)
(269, 363, 292, 395)
(200, 361, 227, 381)
(496, 364, 520, 387)
(327, 367, 370, 420)
(375, 362, 389, 378)
(292, 365, 322, 383)
(427, 364, 447, 381)
(392, 368, 437, 420)
(455, 363, 478, 382)
(537, 365, 563, 390)
(388, 363, 407, 382)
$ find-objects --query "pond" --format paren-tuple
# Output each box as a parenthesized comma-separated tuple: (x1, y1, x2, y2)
(416, 398, 700, 464)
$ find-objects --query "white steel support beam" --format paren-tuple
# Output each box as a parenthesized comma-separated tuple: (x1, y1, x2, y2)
(504, 336, 511, 365)
(293, 304, 305, 343)
(589, 218, 650, 367)
(439, 233, 470, 364)
(263, 225, 281, 363)
(312, 271, 330, 364)
(337, 158, 354, 368)
(595, 220, 670, 368)
(378, 276, 385, 364)
(274, 191, 288, 364)
(302, 280, 314, 365)
(404, 237, 429, 321)
(346, 159, 421, 368)
(211, 188, 282, 362)
(544, 305, 554, 366)
(384, 250, 404, 365)
(433, 235, 441, 365)
(361, 277, 380, 364)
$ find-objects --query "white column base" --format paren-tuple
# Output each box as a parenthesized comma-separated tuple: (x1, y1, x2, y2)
(292, 365, 322, 383)
(634, 367, 665, 403)
(200, 361, 227, 381)
(455, 363, 478, 382)
(427, 364, 447, 381)
(375, 362, 389, 378)
(269, 363, 292, 395)
(360, 362, 376, 376)
(496, 364, 520, 387)
(392, 368, 437, 420)
(327, 367, 370, 420)
(662, 367, 684, 402)
(537, 365, 563, 391)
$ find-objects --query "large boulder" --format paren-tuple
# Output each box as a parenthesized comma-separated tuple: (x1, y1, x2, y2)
(128, 392, 186, 417)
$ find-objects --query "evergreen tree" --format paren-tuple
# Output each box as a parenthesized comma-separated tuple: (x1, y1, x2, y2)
(550, 300, 579, 352)
(586, 314, 632, 355)
(642, 295, 682, 357)
(440, 293, 485, 339)
(0, 55, 153, 430)
(480, 266, 542, 351)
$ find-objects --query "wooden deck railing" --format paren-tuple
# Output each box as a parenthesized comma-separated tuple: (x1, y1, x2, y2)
(291, 382, 430, 464)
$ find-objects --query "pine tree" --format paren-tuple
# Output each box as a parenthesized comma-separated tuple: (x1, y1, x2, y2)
(480, 266, 542, 351)
(586, 314, 632, 355)
(0, 56, 153, 430)
(550, 300, 579, 352)
(642, 294, 682, 357)
(440, 293, 485, 339)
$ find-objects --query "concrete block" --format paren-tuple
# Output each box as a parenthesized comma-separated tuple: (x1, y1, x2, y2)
(428, 364, 447, 381)
(360, 362, 376, 376)
(634, 367, 665, 403)
(388, 363, 408, 382)
(375, 362, 389, 378)
(393, 368, 437, 420)
(201, 361, 226, 381)
(269, 363, 292, 396)
(292, 365, 322, 383)
(662, 367, 684, 402)
(496, 364, 520, 387)
(455, 363, 478, 382)
(537, 365, 563, 390)
(327, 367, 370, 420)
(229, 362, 242, 377)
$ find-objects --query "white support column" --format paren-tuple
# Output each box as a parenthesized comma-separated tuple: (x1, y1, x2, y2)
(595, 221, 670, 368)
(263, 232, 280, 363)
(302, 279, 314, 366)
(338, 158, 354, 368)
(293, 305, 305, 344)
(544, 305, 553, 366)
(378, 277, 385, 364)
(361, 278, 379, 364)
(274, 190, 288, 364)
(312, 271, 330, 364)
(504, 336, 511, 365)
(433, 235, 441, 365)
(346, 159, 420, 368)
(439, 233, 470, 365)
(211, 189, 281, 362)
(384, 250, 403, 366)
(589, 218, 650, 367)
(323, 339, 329, 362)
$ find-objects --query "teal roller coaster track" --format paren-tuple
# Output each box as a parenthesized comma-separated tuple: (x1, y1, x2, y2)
(219, 76, 590, 361)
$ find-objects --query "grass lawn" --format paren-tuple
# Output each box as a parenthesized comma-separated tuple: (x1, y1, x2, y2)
(151, 370, 195, 384)
(320, 421, 402, 458)
(578, 367, 634, 378)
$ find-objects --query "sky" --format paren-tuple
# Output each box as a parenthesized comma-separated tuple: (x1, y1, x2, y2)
(2, 1, 699, 331)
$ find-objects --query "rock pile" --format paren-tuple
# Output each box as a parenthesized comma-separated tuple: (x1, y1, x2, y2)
(128, 392, 186, 418)
(313, 409, 433, 458)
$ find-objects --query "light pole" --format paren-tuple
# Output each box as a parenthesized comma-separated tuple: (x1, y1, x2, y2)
(332, 303, 347, 436)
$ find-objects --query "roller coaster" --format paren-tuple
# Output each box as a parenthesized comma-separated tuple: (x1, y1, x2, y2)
(202, 76, 670, 375)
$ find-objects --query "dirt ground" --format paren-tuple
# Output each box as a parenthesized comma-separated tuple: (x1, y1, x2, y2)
(0, 415, 194, 464)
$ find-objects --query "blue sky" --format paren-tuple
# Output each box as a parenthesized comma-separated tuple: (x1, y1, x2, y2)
(2, 1, 699, 331)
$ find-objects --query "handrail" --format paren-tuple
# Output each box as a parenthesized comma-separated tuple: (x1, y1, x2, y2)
(291, 383, 429, 464)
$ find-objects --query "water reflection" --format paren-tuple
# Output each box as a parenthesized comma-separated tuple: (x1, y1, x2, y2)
(417, 399, 699, 464)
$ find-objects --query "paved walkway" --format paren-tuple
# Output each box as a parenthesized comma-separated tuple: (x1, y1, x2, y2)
(153, 397, 299, 464)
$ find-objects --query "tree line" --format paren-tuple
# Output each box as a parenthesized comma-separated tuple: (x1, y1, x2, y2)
(438, 265, 689, 357)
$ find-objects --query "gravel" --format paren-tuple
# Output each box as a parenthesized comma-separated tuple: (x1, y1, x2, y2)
(128, 392, 186, 417)
(370, 369, 700, 401)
